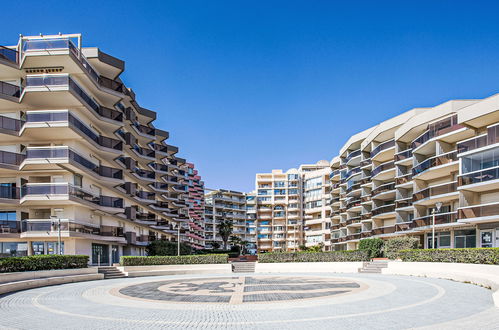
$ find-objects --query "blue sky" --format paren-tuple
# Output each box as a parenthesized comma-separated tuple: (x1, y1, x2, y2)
(4, 1, 499, 192)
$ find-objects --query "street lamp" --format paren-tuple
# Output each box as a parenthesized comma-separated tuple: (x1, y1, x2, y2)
(432, 202, 443, 249)
(50, 215, 62, 255)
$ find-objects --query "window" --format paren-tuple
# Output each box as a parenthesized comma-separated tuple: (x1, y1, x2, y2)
(454, 229, 476, 248)
(73, 174, 82, 187)
(274, 181, 285, 187)
(0, 242, 28, 257)
(288, 174, 299, 180)
(427, 231, 451, 248)
(462, 147, 499, 174)
(0, 211, 16, 221)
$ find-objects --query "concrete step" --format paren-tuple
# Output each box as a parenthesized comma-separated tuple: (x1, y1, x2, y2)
(98, 266, 126, 279)
(232, 262, 256, 273)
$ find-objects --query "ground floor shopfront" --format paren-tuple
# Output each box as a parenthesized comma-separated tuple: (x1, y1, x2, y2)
(0, 238, 147, 265)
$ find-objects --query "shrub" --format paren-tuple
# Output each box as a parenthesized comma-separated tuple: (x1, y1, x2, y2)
(384, 237, 420, 259)
(258, 250, 369, 263)
(146, 240, 192, 256)
(358, 238, 384, 258)
(120, 254, 228, 266)
(0, 255, 88, 273)
(398, 248, 499, 264)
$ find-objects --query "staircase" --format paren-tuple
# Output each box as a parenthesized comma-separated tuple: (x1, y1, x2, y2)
(358, 260, 388, 274)
(231, 262, 256, 273)
(98, 266, 127, 279)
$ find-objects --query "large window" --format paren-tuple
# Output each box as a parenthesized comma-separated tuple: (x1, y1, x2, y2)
(427, 231, 451, 248)
(0, 242, 28, 257)
(462, 147, 499, 174)
(454, 229, 476, 248)
(304, 177, 322, 190)
(304, 188, 321, 201)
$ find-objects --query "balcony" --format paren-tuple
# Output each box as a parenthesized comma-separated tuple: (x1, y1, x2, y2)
(395, 173, 412, 186)
(412, 115, 464, 150)
(411, 211, 458, 228)
(24, 74, 123, 123)
(370, 139, 395, 160)
(371, 204, 396, 217)
(0, 81, 21, 100)
(0, 220, 20, 234)
(412, 181, 458, 205)
(458, 167, 499, 190)
(24, 147, 123, 181)
(458, 202, 499, 223)
(371, 161, 395, 178)
(131, 122, 156, 138)
(346, 199, 361, 210)
(20, 183, 123, 209)
(458, 123, 499, 154)
(133, 145, 156, 160)
(412, 150, 457, 178)
(344, 149, 361, 164)
(133, 168, 156, 181)
(395, 197, 412, 209)
(0, 114, 23, 134)
(0, 45, 18, 65)
(371, 182, 395, 198)
(0, 150, 25, 168)
(22, 38, 124, 94)
(371, 226, 396, 235)
(395, 149, 413, 162)
(343, 167, 361, 180)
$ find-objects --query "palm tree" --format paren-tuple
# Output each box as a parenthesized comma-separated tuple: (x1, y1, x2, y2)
(218, 220, 233, 250)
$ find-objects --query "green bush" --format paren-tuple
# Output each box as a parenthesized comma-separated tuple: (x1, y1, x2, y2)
(0, 255, 88, 273)
(120, 254, 229, 266)
(398, 248, 499, 264)
(258, 250, 369, 263)
(146, 240, 192, 256)
(385, 237, 420, 259)
(358, 238, 384, 258)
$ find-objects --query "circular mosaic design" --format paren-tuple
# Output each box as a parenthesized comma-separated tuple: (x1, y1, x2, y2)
(118, 276, 365, 304)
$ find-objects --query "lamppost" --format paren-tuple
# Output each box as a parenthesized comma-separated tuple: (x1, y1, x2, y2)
(50, 215, 62, 255)
(432, 202, 443, 249)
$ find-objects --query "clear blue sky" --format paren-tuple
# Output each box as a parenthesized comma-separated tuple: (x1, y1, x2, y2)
(4, 1, 499, 192)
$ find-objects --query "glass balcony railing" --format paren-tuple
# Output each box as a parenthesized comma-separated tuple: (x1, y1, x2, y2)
(0, 150, 25, 166)
(371, 203, 396, 216)
(132, 122, 155, 137)
(346, 199, 361, 209)
(135, 191, 156, 200)
(345, 149, 361, 163)
(458, 124, 499, 154)
(133, 145, 155, 158)
(344, 167, 361, 179)
(0, 220, 20, 234)
(0, 45, 18, 64)
(371, 139, 395, 158)
(0, 114, 23, 132)
(458, 203, 499, 219)
(0, 81, 21, 98)
(412, 115, 463, 149)
(25, 75, 123, 122)
(371, 161, 395, 177)
(371, 226, 396, 235)
(134, 168, 156, 180)
(371, 182, 395, 197)
(395, 149, 413, 162)
(411, 211, 457, 228)
(395, 197, 412, 209)
(395, 173, 412, 185)
(412, 150, 457, 176)
(412, 181, 457, 202)
(459, 167, 499, 186)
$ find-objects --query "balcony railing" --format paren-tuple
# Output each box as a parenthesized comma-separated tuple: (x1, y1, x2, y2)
(25, 75, 123, 122)
(346, 199, 361, 209)
(345, 149, 361, 163)
(134, 168, 156, 180)
(20, 183, 123, 208)
(0, 220, 20, 233)
(371, 161, 395, 177)
(132, 122, 155, 137)
(0, 45, 18, 64)
(412, 181, 457, 202)
(371, 226, 396, 235)
(0, 150, 25, 166)
(371, 203, 396, 216)
(133, 145, 155, 158)
(395, 149, 412, 162)
(458, 203, 499, 220)
(371, 139, 395, 158)
(459, 167, 499, 186)
(412, 150, 457, 176)
(0, 81, 21, 98)
(411, 211, 457, 228)
(0, 114, 23, 132)
(371, 182, 395, 197)
(395, 197, 412, 209)
(395, 173, 412, 185)
(343, 167, 361, 180)
(412, 115, 464, 149)
(135, 191, 156, 201)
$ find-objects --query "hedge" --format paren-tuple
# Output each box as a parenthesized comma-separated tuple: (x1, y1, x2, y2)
(358, 238, 384, 258)
(384, 237, 420, 259)
(398, 248, 499, 264)
(258, 250, 370, 263)
(0, 255, 89, 273)
(120, 254, 229, 266)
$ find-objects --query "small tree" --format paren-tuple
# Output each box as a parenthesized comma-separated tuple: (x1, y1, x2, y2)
(218, 220, 233, 250)
(358, 238, 384, 258)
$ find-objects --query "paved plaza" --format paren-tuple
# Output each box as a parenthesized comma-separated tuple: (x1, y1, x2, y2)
(0, 273, 498, 329)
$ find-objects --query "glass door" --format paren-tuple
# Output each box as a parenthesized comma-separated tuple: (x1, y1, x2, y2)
(481, 230, 494, 248)
(91, 243, 109, 265)
(111, 245, 119, 264)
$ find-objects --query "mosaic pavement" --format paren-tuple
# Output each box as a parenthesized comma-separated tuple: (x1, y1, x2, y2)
(0, 273, 498, 329)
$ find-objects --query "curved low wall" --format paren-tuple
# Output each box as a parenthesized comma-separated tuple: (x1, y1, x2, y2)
(255, 262, 364, 273)
(118, 264, 232, 277)
(0, 268, 103, 295)
(382, 261, 499, 307)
